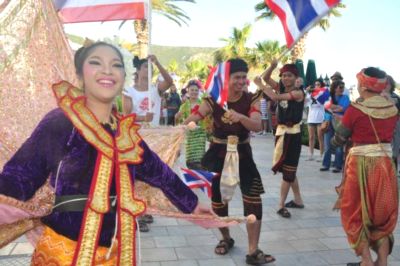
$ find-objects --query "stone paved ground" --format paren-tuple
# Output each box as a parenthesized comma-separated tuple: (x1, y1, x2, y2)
(1, 134, 399, 265)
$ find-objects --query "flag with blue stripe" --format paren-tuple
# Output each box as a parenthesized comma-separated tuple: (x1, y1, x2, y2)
(265, 0, 341, 48)
(204, 62, 231, 110)
(311, 87, 330, 105)
(181, 168, 217, 198)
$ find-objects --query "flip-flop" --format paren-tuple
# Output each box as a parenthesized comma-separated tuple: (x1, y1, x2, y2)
(284, 200, 305, 209)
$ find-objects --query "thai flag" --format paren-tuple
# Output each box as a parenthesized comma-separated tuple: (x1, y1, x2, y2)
(181, 168, 217, 198)
(204, 62, 231, 110)
(265, 0, 341, 48)
(53, 0, 148, 23)
(311, 87, 330, 105)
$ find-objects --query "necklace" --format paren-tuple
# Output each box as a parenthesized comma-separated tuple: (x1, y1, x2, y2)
(102, 114, 118, 130)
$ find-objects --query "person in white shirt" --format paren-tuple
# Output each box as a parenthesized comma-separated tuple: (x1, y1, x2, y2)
(305, 79, 327, 161)
(122, 55, 172, 127)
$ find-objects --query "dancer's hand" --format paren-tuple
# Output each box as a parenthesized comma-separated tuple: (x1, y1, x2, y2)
(253, 76, 263, 86)
(192, 202, 215, 216)
(226, 109, 244, 123)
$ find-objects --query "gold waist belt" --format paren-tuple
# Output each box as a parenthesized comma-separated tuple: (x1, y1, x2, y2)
(212, 136, 249, 145)
(349, 143, 392, 157)
(275, 123, 301, 136)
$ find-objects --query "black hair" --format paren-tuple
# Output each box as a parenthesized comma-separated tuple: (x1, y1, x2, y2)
(133, 56, 147, 70)
(227, 58, 249, 74)
(315, 78, 325, 88)
(74, 41, 125, 77)
(387, 75, 396, 93)
(363, 67, 386, 79)
(186, 79, 201, 89)
(330, 80, 345, 105)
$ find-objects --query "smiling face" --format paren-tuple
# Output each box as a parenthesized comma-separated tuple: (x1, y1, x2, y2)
(281, 72, 297, 88)
(229, 71, 247, 93)
(188, 85, 199, 100)
(81, 45, 125, 103)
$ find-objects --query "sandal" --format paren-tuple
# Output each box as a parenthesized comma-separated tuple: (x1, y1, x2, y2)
(246, 249, 275, 265)
(138, 220, 149, 232)
(346, 263, 360, 266)
(214, 238, 235, 255)
(141, 214, 154, 224)
(277, 207, 291, 218)
(284, 200, 304, 209)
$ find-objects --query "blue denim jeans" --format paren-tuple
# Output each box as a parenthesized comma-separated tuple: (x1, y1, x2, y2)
(322, 126, 343, 169)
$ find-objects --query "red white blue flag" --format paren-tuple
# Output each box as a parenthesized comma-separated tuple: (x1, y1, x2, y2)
(204, 62, 231, 110)
(181, 168, 217, 198)
(53, 0, 148, 23)
(265, 0, 341, 48)
(311, 87, 330, 105)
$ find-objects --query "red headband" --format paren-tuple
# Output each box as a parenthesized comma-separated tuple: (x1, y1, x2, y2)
(356, 69, 387, 93)
(279, 64, 298, 77)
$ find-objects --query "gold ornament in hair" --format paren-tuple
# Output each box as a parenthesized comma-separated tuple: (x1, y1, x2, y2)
(83, 38, 95, 48)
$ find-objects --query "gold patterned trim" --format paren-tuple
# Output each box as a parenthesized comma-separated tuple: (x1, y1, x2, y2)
(118, 164, 146, 216)
(90, 155, 113, 213)
(116, 115, 144, 164)
(58, 93, 114, 158)
(73, 208, 103, 266)
(72, 98, 114, 147)
(118, 212, 135, 265)
(352, 96, 397, 119)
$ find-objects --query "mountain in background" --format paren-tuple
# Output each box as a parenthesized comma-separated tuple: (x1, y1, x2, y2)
(151, 44, 216, 69)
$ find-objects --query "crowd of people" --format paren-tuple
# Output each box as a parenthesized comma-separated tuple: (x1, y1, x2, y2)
(0, 41, 399, 266)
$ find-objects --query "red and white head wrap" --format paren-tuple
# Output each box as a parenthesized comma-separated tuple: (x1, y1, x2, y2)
(356, 69, 388, 93)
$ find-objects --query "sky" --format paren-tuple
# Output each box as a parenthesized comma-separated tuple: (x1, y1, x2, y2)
(63, 0, 400, 88)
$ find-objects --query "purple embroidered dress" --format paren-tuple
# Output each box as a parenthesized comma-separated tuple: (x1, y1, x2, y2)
(0, 108, 198, 247)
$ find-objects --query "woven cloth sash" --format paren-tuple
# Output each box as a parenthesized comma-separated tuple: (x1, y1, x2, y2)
(220, 136, 240, 203)
(349, 143, 392, 157)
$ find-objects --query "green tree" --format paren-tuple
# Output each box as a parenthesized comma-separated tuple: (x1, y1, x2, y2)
(255, 2, 345, 61)
(180, 59, 208, 85)
(134, 0, 196, 58)
(213, 23, 252, 63)
(249, 40, 289, 70)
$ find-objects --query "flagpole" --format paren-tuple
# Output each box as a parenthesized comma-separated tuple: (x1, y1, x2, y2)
(147, 0, 153, 115)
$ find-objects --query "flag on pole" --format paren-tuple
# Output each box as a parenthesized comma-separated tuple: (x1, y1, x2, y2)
(204, 62, 231, 110)
(54, 0, 148, 23)
(265, 0, 341, 48)
(311, 87, 330, 105)
(181, 168, 217, 198)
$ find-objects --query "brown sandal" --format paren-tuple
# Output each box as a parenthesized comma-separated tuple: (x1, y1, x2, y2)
(214, 238, 235, 255)
(246, 249, 275, 265)
(277, 207, 291, 218)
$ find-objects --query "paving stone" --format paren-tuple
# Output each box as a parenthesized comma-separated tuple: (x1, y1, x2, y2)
(316, 249, 358, 264)
(175, 246, 221, 260)
(197, 258, 237, 266)
(318, 237, 350, 250)
(0, 243, 15, 256)
(154, 236, 187, 248)
(141, 248, 177, 262)
(10, 243, 34, 255)
(288, 239, 329, 252)
(161, 261, 198, 266)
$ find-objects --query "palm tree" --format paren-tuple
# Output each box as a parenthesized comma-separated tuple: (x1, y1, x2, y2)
(180, 59, 208, 85)
(134, 0, 196, 58)
(255, 2, 345, 61)
(248, 40, 289, 70)
(213, 23, 252, 64)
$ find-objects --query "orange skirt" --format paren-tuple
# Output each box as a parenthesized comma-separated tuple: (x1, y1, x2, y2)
(340, 154, 398, 255)
(31, 226, 117, 266)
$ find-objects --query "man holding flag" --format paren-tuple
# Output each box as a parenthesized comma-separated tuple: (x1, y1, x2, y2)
(185, 58, 275, 265)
